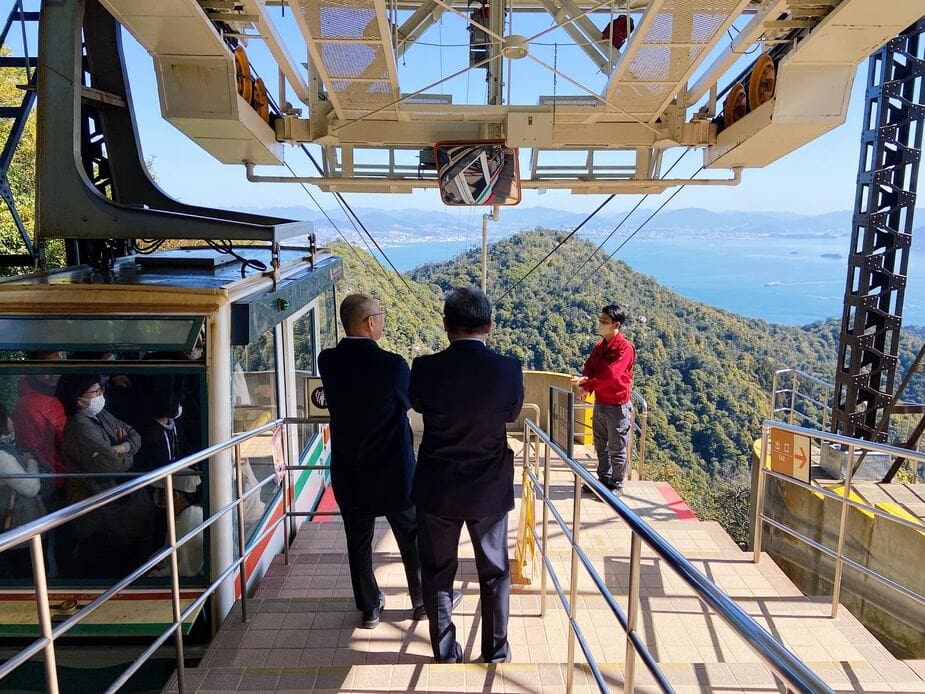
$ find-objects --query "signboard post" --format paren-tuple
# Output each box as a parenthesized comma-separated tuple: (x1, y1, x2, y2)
(549, 386, 575, 458)
(769, 428, 811, 484)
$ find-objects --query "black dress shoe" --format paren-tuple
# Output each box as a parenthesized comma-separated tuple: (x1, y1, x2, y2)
(581, 484, 602, 500)
(361, 592, 385, 629)
(412, 589, 463, 621)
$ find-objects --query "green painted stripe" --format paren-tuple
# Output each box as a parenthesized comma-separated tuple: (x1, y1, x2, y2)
(0, 622, 194, 637)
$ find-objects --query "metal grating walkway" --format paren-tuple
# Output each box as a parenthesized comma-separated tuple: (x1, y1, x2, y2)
(603, 0, 751, 121)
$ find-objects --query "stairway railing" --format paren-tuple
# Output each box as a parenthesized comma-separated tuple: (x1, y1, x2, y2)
(0, 416, 331, 694)
(770, 367, 834, 431)
(754, 420, 925, 619)
(522, 414, 832, 693)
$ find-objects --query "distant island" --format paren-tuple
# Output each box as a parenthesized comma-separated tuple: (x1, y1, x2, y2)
(821, 253, 841, 259)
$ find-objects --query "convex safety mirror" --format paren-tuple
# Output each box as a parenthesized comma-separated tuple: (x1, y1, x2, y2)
(434, 141, 521, 207)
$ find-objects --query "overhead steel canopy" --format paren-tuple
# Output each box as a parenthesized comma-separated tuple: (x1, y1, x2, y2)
(95, 0, 925, 196)
(287, 0, 403, 121)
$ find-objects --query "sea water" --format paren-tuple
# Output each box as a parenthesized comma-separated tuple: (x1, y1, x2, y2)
(383, 236, 925, 327)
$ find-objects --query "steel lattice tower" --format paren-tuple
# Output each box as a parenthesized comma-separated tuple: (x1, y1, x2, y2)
(831, 19, 925, 441)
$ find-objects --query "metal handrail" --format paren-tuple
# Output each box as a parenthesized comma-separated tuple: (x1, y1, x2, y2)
(770, 368, 834, 431)
(753, 420, 925, 620)
(523, 416, 831, 694)
(0, 416, 336, 693)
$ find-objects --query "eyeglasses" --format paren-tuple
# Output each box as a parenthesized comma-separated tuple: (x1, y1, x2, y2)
(364, 311, 386, 321)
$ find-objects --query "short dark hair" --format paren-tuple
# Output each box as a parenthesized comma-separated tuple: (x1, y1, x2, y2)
(56, 374, 102, 416)
(444, 286, 492, 333)
(339, 293, 378, 333)
(601, 304, 626, 325)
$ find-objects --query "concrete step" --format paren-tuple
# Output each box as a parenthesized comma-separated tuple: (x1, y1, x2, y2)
(166, 657, 925, 693)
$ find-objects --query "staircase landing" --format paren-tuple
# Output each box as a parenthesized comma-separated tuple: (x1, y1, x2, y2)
(163, 464, 925, 692)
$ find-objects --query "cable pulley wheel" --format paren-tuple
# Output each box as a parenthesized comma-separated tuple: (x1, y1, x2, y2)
(723, 83, 747, 129)
(251, 77, 270, 123)
(748, 54, 776, 110)
(234, 46, 253, 104)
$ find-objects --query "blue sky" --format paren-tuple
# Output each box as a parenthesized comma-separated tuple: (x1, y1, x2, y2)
(121, 6, 877, 217)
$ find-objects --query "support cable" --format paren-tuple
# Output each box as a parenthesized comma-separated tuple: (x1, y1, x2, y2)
(295, 144, 428, 309)
(562, 149, 690, 289)
(495, 193, 617, 302)
(258, 76, 421, 305)
(576, 166, 705, 290)
(284, 158, 398, 299)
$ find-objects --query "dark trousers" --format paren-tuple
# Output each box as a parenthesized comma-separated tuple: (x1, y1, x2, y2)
(592, 402, 633, 488)
(342, 506, 423, 612)
(418, 510, 510, 663)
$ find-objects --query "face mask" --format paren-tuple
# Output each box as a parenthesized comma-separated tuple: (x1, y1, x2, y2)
(83, 395, 105, 417)
(174, 404, 183, 420)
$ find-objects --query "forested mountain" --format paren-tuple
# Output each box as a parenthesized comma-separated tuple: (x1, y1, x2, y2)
(334, 231, 925, 543)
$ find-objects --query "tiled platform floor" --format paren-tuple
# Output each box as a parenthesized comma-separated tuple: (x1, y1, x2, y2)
(164, 456, 925, 693)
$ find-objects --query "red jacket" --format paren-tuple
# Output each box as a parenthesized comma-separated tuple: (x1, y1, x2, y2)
(581, 332, 635, 405)
(12, 377, 67, 487)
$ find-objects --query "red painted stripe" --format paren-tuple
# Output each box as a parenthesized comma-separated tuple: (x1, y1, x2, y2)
(656, 483, 697, 522)
(312, 485, 338, 523)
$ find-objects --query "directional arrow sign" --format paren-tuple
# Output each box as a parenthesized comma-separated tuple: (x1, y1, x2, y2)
(769, 429, 811, 483)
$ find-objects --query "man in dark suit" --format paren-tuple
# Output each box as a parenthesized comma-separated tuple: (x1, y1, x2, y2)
(318, 293, 424, 629)
(411, 286, 524, 664)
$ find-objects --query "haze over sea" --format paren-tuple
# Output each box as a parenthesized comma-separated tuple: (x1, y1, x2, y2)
(385, 236, 925, 327)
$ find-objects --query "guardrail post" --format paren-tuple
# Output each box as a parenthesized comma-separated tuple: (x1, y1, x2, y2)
(234, 444, 249, 623)
(770, 370, 780, 420)
(280, 427, 291, 567)
(753, 424, 769, 564)
(30, 535, 59, 694)
(624, 532, 642, 693)
(789, 370, 798, 425)
(626, 409, 636, 481)
(637, 407, 647, 482)
(565, 475, 583, 692)
(164, 475, 187, 692)
(541, 428, 551, 618)
(832, 443, 856, 618)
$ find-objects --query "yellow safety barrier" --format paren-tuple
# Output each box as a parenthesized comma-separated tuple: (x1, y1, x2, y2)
(513, 463, 536, 584)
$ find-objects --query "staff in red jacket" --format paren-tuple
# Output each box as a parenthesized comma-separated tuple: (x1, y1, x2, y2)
(575, 304, 635, 496)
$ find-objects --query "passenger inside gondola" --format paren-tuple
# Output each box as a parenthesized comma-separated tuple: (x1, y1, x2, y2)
(11, 352, 67, 499)
(0, 404, 52, 578)
(55, 375, 157, 578)
(148, 474, 204, 578)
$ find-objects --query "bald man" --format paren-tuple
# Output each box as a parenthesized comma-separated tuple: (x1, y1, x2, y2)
(318, 293, 424, 629)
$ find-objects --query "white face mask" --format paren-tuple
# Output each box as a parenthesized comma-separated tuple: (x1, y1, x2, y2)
(174, 404, 183, 420)
(83, 394, 105, 417)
